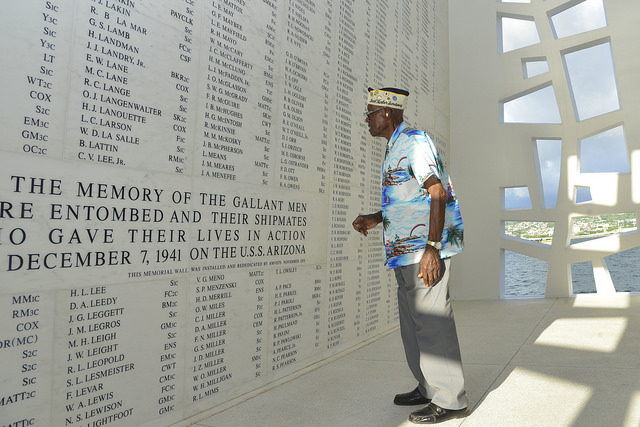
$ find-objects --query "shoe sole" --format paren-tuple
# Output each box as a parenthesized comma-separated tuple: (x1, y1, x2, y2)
(409, 408, 468, 424)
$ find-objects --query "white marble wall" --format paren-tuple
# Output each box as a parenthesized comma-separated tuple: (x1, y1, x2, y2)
(0, 1, 449, 425)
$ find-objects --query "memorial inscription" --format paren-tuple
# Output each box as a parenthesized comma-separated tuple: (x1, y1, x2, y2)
(21, 1, 60, 158)
(62, 285, 135, 427)
(190, 274, 233, 402)
(168, 0, 199, 175)
(0, 292, 47, 427)
(76, 0, 148, 167)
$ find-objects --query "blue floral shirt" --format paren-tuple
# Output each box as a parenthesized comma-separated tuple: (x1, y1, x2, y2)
(381, 122, 464, 268)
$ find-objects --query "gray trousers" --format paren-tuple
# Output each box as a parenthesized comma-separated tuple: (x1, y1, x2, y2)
(394, 258, 468, 410)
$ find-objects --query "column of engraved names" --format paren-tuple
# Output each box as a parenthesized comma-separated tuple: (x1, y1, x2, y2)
(349, 0, 369, 336)
(312, 266, 324, 348)
(411, 0, 424, 114)
(365, 244, 385, 332)
(327, 0, 358, 345)
(0, 292, 47, 426)
(249, 269, 267, 379)
(279, 0, 314, 190)
(430, 1, 437, 104)
(271, 268, 303, 371)
(390, 5, 400, 80)
(190, 275, 233, 402)
(317, 0, 332, 195)
(157, 278, 181, 418)
(371, 1, 395, 328)
(326, 172, 348, 338)
(200, 0, 251, 181)
(255, 1, 279, 186)
(370, 2, 388, 85)
(76, 1, 161, 168)
(18, 0, 63, 157)
(168, 1, 199, 175)
(418, 1, 435, 105)
(366, 121, 386, 333)
(362, 0, 383, 335)
(398, 2, 417, 99)
(328, 179, 349, 346)
(62, 286, 134, 426)
(364, 202, 384, 332)
(375, 4, 399, 328)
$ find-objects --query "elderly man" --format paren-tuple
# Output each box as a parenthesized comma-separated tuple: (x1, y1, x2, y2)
(352, 87, 468, 424)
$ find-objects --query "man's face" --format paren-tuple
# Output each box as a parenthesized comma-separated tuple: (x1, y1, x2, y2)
(365, 105, 387, 137)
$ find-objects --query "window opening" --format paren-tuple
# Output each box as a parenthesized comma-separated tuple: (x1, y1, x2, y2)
(502, 85, 561, 123)
(580, 126, 629, 173)
(500, 15, 540, 53)
(605, 247, 640, 293)
(563, 41, 620, 121)
(504, 250, 547, 297)
(535, 139, 561, 208)
(503, 186, 532, 210)
(523, 58, 549, 78)
(570, 213, 637, 240)
(505, 221, 554, 245)
(549, 0, 607, 39)
(575, 186, 592, 203)
(571, 260, 597, 294)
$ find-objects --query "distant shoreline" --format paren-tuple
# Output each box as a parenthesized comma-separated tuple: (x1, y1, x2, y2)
(523, 227, 637, 243)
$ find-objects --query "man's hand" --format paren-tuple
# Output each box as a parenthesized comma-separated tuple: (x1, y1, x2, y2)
(352, 212, 382, 236)
(418, 176, 445, 287)
(417, 246, 440, 287)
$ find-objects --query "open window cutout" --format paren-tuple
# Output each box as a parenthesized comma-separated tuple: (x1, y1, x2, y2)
(504, 221, 554, 245)
(535, 139, 561, 208)
(549, 0, 607, 39)
(563, 41, 620, 121)
(503, 186, 532, 210)
(571, 261, 597, 294)
(500, 15, 540, 53)
(575, 186, 592, 203)
(502, 85, 561, 123)
(570, 213, 637, 240)
(580, 126, 629, 173)
(523, 58, 549, 78)
(504, 250, 547, 297)
(605, 246, 640, 293)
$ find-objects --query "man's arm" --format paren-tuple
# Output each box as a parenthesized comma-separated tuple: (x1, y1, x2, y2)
(418, 175, 446, 286)
(352, 210, 383, 236)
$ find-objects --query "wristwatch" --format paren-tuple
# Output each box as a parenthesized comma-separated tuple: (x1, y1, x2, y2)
(426, 240, 442, 250)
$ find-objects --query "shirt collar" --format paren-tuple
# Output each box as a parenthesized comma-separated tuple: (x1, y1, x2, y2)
(387, 121, 408, 150)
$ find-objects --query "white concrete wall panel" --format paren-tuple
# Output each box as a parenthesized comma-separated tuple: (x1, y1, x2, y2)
(449, 0, 640, 299)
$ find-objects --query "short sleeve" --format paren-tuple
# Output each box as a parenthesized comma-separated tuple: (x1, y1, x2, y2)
(406, 133, 442, 186)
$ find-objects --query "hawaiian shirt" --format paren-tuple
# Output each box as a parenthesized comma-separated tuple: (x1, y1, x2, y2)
(381, 122, 464, 268)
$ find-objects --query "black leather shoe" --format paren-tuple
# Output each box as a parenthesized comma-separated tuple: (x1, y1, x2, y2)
(409, 402, 468, 424)
(393, 386, 430, 406)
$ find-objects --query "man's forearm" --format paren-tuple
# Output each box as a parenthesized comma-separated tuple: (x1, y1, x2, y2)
(428, 197, 445, 243)
(423, 180, 446, 244)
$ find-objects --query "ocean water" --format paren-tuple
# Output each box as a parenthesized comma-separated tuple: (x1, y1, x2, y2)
(504, 244, 640, 296)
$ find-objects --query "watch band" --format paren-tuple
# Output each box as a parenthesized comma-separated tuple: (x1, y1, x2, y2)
(426, 240, 442, 250)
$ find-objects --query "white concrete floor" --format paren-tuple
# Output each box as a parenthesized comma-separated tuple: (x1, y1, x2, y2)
(193, 296, 640, 427)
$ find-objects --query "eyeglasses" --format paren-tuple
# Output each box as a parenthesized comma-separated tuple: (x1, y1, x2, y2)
(365, 106, 386, 118)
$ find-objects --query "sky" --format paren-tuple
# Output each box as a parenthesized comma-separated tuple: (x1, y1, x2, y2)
(499, 0, 628, 210)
